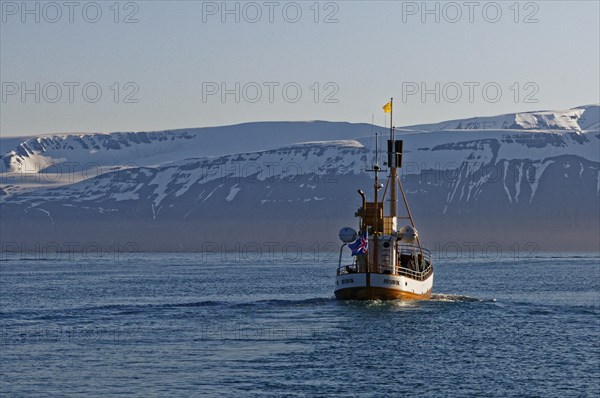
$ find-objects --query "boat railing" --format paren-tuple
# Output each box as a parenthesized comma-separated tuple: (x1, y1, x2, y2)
(397, 243, 432, 264)
(336, 262, 433, 280)
(394, 263, 433, 281)
(336, 243, 433, 280)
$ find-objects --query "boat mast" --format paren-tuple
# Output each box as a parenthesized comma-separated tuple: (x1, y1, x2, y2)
(388, 98, 397, 218)
(372, 132, 380, 274)
(386, 99, 424, 257)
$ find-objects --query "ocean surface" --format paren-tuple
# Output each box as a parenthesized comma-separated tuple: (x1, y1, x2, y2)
(1, 251, 599, 397)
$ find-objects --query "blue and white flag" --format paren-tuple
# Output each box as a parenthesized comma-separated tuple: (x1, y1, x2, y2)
(348, 231, 368, 256)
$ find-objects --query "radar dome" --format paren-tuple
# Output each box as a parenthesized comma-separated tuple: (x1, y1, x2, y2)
(339, 227, 357, 243)
(398, 226, 418, 243)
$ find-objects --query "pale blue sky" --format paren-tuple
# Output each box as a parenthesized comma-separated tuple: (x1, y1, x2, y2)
(1, 0, 599, 136)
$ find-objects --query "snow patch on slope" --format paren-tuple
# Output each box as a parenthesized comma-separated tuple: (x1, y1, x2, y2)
(225, 184, 241, 201)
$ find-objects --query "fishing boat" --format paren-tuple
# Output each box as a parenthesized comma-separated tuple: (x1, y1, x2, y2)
(335, 99, 433, 300)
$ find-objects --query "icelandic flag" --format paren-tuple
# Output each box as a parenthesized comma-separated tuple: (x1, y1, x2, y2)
(348, 231, 368, 256)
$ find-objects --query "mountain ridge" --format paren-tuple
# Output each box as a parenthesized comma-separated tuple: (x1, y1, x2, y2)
(1, 105, 599, 251)
(2, 105, 598, 175)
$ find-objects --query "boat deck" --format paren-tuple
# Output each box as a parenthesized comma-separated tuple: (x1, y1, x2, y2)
(337, 244, 433, 281)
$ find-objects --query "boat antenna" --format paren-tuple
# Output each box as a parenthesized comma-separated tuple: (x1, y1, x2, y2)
(370, 113, 374, 168)
(375, 130, 378, 167)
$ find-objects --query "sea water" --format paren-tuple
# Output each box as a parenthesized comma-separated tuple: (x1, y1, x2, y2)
(1, 252, 599, 396)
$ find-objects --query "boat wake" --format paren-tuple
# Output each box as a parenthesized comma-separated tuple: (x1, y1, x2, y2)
(430, 293, 495, 303)
(340, 294, 494, 308)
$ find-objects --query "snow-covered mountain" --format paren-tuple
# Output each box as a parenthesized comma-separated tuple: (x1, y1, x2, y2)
(405, 104, 600, 132)
(1, 105, 599, 251)
(0, 121, 382, 174)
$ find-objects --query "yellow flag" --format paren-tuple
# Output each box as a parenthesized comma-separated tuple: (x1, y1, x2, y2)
(383, 101, 392, 113)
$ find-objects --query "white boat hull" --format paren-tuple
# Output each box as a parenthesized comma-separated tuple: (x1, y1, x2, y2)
(334, 272, 434, 300)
